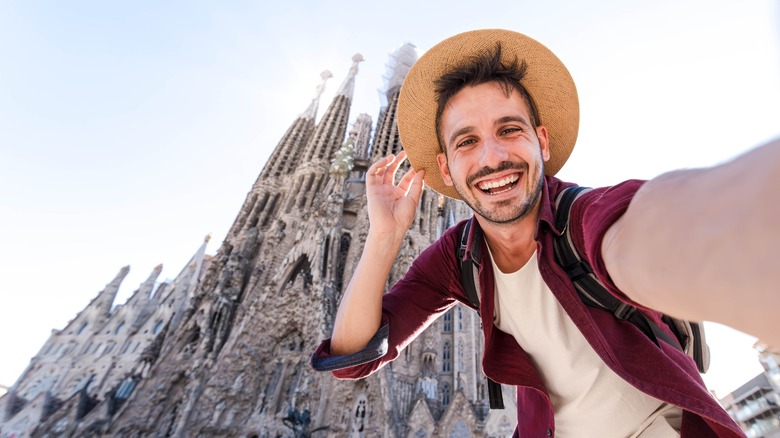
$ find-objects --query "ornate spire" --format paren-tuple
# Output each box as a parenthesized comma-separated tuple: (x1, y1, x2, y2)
(254, 73, 328, 184)
(298, 55, 360, 164)
(336, 53, 364, 100)
(125, 264, 163, 307)
(91, 266, 130, 317)
(299, 70, 333, 121)
(166, 235, 210, 302)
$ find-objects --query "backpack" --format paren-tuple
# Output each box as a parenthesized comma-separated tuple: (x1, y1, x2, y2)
(457, 185, 710, 410)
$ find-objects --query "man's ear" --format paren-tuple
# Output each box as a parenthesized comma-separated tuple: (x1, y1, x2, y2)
(537, 126, 550, 162)
(436, 152, 454, 186)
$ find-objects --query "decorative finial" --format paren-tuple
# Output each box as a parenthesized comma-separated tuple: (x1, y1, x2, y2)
(300, 71, 333, 120)
(313, 70, 332, 100)
(336, 54, 364, 99)
(349, 54, 364, 76)
(204, 234, 212, 243)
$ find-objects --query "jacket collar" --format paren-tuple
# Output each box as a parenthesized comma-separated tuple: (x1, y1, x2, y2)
(462, 175, 565, 265)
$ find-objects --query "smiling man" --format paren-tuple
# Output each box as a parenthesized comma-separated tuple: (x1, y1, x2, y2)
(311, 29, 778, 437)
(439, 83, 545, 224)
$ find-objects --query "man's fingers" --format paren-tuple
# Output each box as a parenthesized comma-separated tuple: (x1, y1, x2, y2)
(368, 152, 410, 187)
(407, 170, 426, 205)
(367, 154, 395, 186)
(384, 151, 408, 185)
(397, 168, 417, 193)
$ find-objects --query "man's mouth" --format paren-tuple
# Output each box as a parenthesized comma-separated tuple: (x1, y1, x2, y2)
(476, 173, 521, 195)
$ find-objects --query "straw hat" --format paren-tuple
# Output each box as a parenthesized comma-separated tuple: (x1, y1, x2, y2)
(398, 29, 579, 199)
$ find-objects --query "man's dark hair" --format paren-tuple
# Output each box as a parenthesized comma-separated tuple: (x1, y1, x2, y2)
(434, 43, 541, 152)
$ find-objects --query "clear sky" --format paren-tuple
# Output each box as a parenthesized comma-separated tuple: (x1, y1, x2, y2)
(1, 0, 778, 400)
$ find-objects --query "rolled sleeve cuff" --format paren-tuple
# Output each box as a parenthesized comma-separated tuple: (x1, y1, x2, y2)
(310, 323, 390, 372)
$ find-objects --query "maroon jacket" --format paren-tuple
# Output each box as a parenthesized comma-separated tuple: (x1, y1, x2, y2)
(312, 176, 745, 437)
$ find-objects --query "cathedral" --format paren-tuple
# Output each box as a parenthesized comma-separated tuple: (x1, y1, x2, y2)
(0, 44, 517, 438)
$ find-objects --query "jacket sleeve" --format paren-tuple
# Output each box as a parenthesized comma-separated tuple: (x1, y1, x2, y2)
(310, 225, 466, 379)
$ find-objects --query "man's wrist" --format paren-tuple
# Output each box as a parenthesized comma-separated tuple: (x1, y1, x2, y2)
(365, 229, 406, 254)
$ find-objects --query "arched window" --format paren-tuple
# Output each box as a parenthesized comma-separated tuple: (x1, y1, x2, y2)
(442, 341, 451, 372)
(350, 394, 368, 434)
(152, 320, 164, 334)
(457, 305, 463, 331)
(115, 322, 125, 335)
(76, 322, 88, 335)
(457, 339, 465, 371)
(442, 383, 451, 406)
(62, 343, 75, 356)
(321, 236, 330, 277)
(443, 310, 452, 332)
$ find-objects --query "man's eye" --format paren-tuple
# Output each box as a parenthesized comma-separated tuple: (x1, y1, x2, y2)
(500, 127, 521, 135)
(456, 139, 476, 148)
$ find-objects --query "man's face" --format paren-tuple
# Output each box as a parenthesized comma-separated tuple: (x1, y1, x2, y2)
(436, 82, 550, 224)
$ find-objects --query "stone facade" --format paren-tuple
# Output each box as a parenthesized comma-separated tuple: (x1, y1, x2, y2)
(0, 240, 211, 437)
(0, 44, 517, 437)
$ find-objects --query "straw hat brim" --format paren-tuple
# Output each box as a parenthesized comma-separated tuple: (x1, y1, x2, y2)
(397, 29, 579, 200)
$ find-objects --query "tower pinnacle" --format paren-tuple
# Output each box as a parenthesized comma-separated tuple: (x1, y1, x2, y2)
(255, 73, 328, 182)
(336, 53, 364, 100)
(93, 265, 130, 315)
(300, 70, 333, 121)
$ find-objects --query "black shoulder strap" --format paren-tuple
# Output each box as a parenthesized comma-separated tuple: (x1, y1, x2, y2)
(486, 379, 504, 410)
(456, 218, 504, 410)
(458, 218, 480, 310)
(553, 186, 682, 351)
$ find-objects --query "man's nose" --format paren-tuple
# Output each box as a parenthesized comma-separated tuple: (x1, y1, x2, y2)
(479, 137, 509, 166)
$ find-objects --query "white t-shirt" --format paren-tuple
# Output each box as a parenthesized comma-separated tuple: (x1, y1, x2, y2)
(489, 248, 681, 437)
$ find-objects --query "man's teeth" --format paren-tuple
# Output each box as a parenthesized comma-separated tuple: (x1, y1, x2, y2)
(478, 174, 519, 192)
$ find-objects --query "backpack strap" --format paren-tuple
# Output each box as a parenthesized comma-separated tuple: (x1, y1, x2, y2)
(458, 218, 481, 310)
(553, 186, 683, 352)
(457, 218, 504, 410)
(486, 379, 505, 410)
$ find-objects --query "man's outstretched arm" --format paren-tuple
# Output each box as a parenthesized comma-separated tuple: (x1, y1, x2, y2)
(602, 138, 780, 347)
(330, 152, 425, 356)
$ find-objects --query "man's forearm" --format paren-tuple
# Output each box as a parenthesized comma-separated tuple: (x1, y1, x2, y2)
(330, 230, 405, 356)
(603, 138, 780, 347)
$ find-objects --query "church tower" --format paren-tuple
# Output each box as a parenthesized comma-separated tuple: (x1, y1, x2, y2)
(4, 45, 518, 438)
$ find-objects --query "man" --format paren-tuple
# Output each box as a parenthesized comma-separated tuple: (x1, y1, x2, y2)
(312, 29, 777, 436)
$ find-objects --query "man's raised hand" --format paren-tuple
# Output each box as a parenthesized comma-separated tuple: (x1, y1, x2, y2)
(365, 152, 426, 241)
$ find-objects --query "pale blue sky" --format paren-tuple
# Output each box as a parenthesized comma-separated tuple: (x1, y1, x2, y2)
(1, 0, 778, 398)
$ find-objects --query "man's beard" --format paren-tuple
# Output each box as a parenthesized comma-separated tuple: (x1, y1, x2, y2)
(453, 159, 545, 225)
